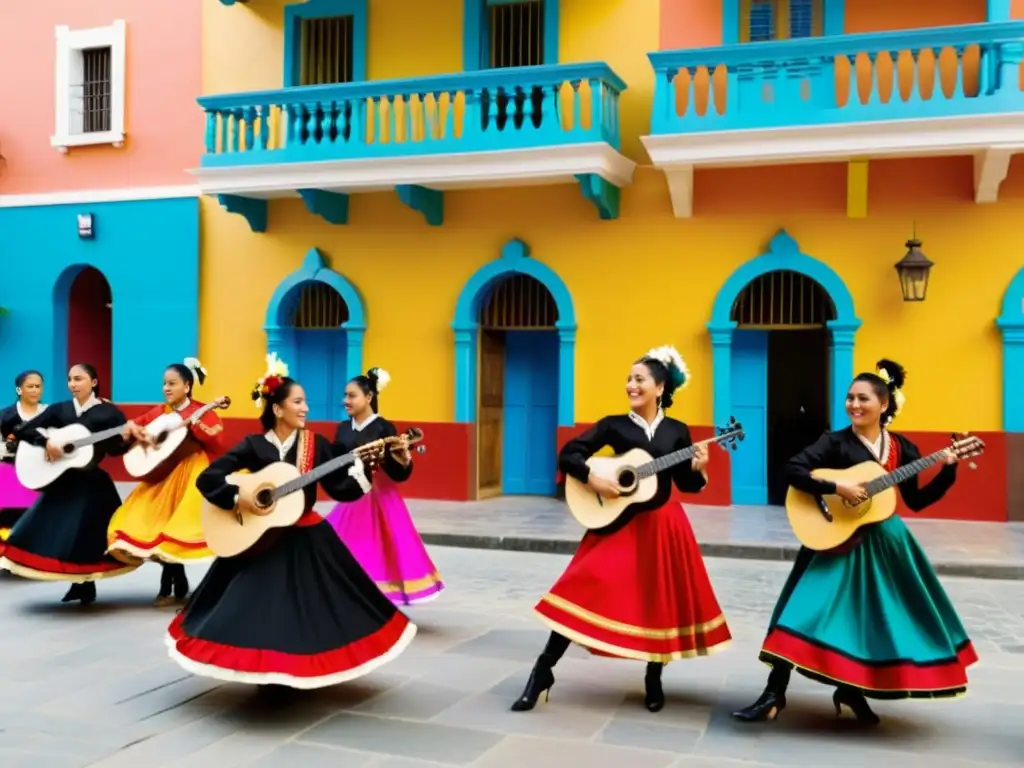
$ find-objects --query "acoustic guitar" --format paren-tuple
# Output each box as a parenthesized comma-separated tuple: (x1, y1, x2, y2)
(122, 396, 232, 483)
(203, 427, 425, 558)
(565, 417, 745, 531)
(786, 432, 986, 551)
(16, 421, 134, 490)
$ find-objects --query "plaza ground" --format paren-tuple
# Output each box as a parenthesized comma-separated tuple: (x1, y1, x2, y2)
(1, 544, 1022, 767)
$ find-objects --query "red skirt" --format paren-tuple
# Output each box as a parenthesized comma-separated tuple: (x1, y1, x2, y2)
(535, 502, 731, 662)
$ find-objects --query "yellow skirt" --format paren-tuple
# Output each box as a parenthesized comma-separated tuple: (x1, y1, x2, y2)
(107, 451, 214, 564)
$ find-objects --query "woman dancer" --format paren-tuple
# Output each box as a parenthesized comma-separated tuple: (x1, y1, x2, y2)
(167, 354, 416, 689)
(732, 359, 976, 725)
(511, 346, 731, 714)
(0, 364, 140, 604)
(107, 358, 224, 606)
(0, 371, 46, 542)
(325, 367, 443, 605)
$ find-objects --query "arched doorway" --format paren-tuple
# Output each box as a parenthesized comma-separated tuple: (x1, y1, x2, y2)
(66, 267, 113, 394)
(708, 230, 862, 507)
(288, 281, 349, 422)
(731, 270, 835, 505)
(263, 248, 367, 423)
(452, 238, 577, 500)
(478, 274, 560, 497)
(997, 267, 1024, 432)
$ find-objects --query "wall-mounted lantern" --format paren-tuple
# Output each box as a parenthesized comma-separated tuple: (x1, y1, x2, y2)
(894, 237, 933, 302)
(77, 213, 94, 239)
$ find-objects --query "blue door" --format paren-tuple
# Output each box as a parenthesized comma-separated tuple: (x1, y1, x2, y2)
(730, 330, 768, 505)
(295, 330, 348, 422)
(502, 330, 558, 495)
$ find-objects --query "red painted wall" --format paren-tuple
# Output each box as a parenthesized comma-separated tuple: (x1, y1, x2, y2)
(103, 412, 1007, 522)
(67, 268, 113, 395)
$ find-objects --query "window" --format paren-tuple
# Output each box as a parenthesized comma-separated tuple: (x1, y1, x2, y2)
(52, 20, 126, 152)
(299, 15, 354, 85)
(741, 0, 821, 43)
(488, 0, 544, 68)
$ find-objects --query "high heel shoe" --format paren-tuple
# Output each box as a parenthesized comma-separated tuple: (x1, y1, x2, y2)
(510, 663, 555, 712)
(731, 690, 787, 722)
(832, 688, 880, 725)
(61, 584, 82, 603)
(644, 669, 665, 713)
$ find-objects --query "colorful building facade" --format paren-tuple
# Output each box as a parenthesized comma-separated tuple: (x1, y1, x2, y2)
(2, 1, 1023, 522)
(0, 1, 203, 402)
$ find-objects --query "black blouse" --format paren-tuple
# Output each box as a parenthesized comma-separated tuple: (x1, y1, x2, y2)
(197, 431, 370, 512)
(559, 414, 706, 528)
(785, 427, 957, 513)
(0, 404, 37, 463)
(333, 416, 413, 484)
(13, 400, 130, 466)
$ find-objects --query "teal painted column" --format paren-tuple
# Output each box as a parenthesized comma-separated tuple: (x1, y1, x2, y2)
(828, 323, 859, 430)
(987, 0, 1011, 20)
(824, 0, 846, 35)
(556, 325, 576, 427)
(453, 327, 477, 423)
(998, 320, 1024, 431)
(708, 325, 736, 428)
(345, 323, 367, 385)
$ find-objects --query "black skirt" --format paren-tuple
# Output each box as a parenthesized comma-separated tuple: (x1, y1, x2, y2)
(0, 467, 138, 582)
(167, 515, 417, 689)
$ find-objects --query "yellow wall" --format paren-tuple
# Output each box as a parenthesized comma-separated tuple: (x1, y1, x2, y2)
(199, 1, 1024, 433)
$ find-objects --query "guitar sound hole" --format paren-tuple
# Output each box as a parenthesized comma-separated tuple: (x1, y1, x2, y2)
(61, 443, 75, 454)
(155, 432, 169, 445)
(254, 488, 275, 509)
(617, 469, 636, 490)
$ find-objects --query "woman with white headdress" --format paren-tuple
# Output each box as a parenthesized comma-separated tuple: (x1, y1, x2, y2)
(325, 367, 443, 605)
(509, 346, 732, 715)
(107, 358, 226, 606)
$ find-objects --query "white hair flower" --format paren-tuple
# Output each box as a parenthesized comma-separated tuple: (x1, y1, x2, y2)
(645, 345, 690, 390)
(183, 356, 207, 377)
(892, 388, 906, 414)
(371, 367, 391, 392)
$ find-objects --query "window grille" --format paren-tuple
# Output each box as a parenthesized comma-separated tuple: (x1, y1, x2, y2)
(300, 16, 355, 86)
(292, 282, 349, 329)
(76, 47, 112, 134)
(731, 270, 836, 329)
(480, 274, 558, 329)
(489, 0, 545, 68)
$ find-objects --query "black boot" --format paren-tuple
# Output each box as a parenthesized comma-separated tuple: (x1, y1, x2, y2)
(61, 583, 83, 603)
(169, 564, 189, 600)
(644, 662, 665, 712)
(833, 685, 880, 725)
(510, 632, 569, 712)
(732, 663, 791, 722)
(79, 581, 96, 606)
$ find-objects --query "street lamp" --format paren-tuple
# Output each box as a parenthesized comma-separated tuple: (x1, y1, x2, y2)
(894, 237, 934, 302)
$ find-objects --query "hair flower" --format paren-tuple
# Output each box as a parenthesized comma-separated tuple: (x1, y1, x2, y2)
(877, 368, 892, 385)
(645, 344, 690, 391)
(892, 388, 906, 415)
(370, 367, 391, 392)
(252, 352, 290, 409)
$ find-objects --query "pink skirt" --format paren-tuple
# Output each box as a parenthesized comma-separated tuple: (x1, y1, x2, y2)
(0, 461, 37, 510)
(325, 474, 443, 605)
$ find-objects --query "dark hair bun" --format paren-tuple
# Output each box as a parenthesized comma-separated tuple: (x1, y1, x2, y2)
(875, 358, 906, 390)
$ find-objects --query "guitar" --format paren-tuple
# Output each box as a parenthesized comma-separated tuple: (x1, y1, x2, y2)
(565, 417, 745, 531)
(203, 428, 425, 558)
(786, 432, 986, 551)
(122, 396, 232, 483)
(16, 421, 133, 490)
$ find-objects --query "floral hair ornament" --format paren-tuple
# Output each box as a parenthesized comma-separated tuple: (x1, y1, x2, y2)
(182, 356, 208, 385)
(876, 366, 906, 416)
(369, 367, 391, 393)
(251, 352, 290, 410)
(645, 345, 690, 391)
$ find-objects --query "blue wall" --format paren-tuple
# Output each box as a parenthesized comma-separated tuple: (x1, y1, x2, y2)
(0, 197, 200, 403)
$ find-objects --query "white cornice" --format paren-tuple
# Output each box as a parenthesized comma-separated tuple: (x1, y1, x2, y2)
(190, 144, 636, 197)
(0, 184, 200, 208)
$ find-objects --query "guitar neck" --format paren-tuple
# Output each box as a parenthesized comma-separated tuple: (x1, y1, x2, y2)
(187, 401, 220, 425)
(864, 450, 947, 496)
(76, 424, 129, 449)
(636, 433, 733, 478)
(274, 451, 358, 499)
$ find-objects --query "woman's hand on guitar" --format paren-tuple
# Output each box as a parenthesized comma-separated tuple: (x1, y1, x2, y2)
(44, 440, 63, 462)
(587, 474, 620, 499)
(835, 482, 868, 504)
(391, 435, 412, 466)
(940, 449, 958, 466)
(691, 444, 709, 472)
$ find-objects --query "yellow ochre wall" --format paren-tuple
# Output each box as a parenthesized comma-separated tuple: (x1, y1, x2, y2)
(199, 0, 1024, 434)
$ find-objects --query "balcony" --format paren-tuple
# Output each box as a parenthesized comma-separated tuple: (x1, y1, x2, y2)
(642, 22, 1024, 217)
(193, 63, 634, 230)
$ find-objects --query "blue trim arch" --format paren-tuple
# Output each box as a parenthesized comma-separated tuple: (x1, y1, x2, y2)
(708, 229, 862, 437)
(452, 238, 576, 426)
(997, 268, 1024, 432)
(264, 247, 367, 386)
(51, 263, 92, 392)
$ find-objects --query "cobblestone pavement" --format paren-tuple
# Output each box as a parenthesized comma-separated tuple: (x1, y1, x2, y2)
(1, 547, 1022, 767)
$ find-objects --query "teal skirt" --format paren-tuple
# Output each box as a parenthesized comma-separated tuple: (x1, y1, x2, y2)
(760, 516, 977, 700)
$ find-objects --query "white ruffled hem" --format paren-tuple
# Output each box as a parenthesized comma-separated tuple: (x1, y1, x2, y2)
(165, 620, 417, 689)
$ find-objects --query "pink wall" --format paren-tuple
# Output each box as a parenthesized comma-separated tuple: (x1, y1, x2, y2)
(661, 0, 723, 49)
(0, 0, 202, 195)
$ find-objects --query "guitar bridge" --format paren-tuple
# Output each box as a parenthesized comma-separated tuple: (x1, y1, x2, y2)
(234, 509, 244, 526)
(815, 495, 833, 523)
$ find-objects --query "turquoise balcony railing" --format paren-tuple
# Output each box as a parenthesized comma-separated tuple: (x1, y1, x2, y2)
(649, 22, 1024, 134)
(200, 63, 625, 167)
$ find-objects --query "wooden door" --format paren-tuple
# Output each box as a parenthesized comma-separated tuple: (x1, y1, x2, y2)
(477, 329, 505, 497)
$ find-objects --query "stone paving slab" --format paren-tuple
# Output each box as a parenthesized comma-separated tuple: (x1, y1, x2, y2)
(1, 546, 1022, 766)
(113, 484, 1024, 580)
